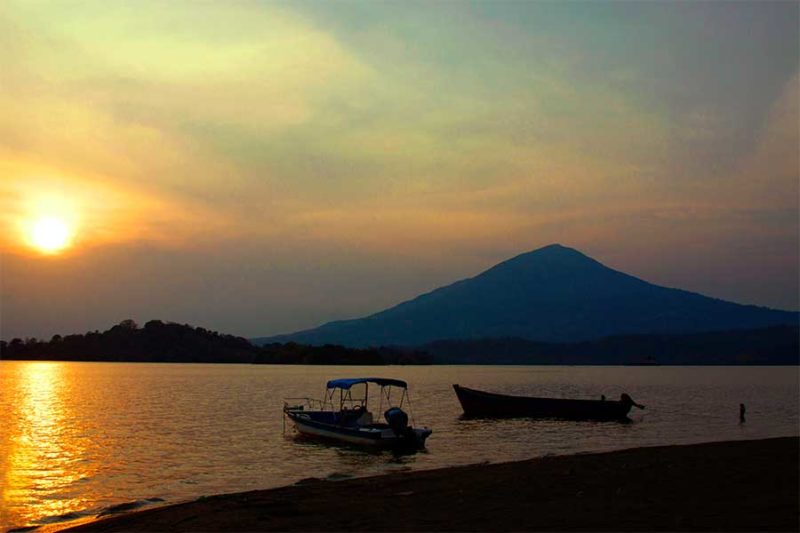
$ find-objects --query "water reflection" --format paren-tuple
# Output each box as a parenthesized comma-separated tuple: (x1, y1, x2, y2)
(0, 362, 796, 531)
(283, 432, 425, 481)
(0, 362, 93, 529)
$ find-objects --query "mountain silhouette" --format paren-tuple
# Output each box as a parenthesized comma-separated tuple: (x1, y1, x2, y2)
(260, 244, 798, 347)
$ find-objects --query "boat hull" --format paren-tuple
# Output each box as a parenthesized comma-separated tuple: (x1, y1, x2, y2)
(285, 410, 431, 448)
(453, 384, 633, 421)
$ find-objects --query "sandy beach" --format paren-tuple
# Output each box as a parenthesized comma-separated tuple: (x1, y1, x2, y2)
(63, 436, 798, 532)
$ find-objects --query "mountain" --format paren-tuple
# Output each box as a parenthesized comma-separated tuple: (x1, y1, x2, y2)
(259, 244, 798, 348)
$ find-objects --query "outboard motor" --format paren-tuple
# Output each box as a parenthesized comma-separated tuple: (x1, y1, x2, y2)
(384, 407, 409, 437)
(620, 393, 645, 410)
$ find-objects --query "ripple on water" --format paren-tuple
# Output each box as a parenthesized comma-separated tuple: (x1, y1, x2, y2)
(0, 363, 797, 531)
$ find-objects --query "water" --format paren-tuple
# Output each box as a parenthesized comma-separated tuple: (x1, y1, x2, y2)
(1, 362, 797, 531)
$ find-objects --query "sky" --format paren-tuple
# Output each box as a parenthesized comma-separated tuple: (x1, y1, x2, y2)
(1, 0, 798, 341)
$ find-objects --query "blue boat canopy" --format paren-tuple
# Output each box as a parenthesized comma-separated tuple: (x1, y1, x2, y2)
(326, 377, 407, 390)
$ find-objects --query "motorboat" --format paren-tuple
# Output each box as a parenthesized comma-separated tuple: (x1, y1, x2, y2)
(284, 377, 432, 448)
(453, 384, 644, 421)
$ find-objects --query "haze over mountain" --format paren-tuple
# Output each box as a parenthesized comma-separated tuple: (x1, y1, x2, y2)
(259, 245, 798, 348)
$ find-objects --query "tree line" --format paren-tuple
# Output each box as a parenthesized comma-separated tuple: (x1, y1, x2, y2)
(0, 320, 432, 365)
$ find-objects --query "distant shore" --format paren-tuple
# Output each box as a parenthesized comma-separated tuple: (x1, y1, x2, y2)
(64, 437, 798, 532)
(4, 320, 797, 365)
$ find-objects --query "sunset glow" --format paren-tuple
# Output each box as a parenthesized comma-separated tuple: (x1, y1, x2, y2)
(0, 2, 798, 532)
(27, 216, 73, 254)
(0, 0, 796, 340)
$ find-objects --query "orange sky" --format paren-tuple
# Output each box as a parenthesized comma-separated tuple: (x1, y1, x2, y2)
(1, 1, 797, 339)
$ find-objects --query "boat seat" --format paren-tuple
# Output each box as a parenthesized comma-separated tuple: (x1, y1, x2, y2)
(339, 407, 373, 426)
(355, 411, 373, 426)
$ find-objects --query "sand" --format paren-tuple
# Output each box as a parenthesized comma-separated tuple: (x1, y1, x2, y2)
(65, 437, 798, 532)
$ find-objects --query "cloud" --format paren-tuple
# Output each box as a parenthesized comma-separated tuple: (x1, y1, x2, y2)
(0, 2, 372, 253)
(735, 73, 800, 208)
(1, 1, 797, 339)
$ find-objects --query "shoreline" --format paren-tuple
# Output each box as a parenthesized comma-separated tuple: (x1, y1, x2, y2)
(61, 436, 799, 532)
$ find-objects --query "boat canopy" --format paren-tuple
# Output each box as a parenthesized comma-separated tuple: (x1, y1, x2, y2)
(326, 377, 407, 390)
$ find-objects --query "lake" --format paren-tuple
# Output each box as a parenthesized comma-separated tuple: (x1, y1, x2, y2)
(1, 362, 797, 531)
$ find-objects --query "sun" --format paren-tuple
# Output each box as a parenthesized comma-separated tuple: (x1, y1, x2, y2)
(28, 216, 74, 254)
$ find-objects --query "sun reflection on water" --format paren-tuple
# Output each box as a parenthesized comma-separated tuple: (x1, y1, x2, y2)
(0, 362, 796, 531)
(0, 362, 93, 529)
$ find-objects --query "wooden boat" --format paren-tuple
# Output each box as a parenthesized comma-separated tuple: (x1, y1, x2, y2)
(284, 378, 432, 449)
(453, 384, 644, 421)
